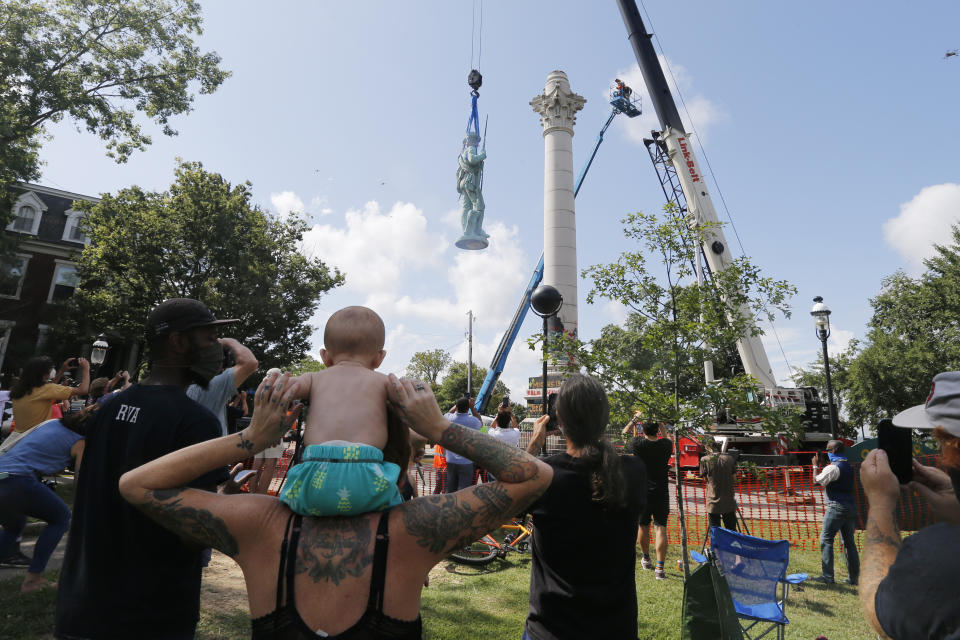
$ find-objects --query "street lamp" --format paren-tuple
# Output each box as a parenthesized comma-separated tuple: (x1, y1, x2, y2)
(90, 334, 109, 373)
(810, 297, 838, 439)
(531, 285, 563, 427)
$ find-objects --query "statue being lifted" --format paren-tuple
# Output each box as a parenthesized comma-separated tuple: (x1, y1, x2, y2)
(456, 68, 489, 251)
(455, 131, 489, 250)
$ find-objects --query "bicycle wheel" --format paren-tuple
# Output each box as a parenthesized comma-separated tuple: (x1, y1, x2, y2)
(449, 537, 499, 566)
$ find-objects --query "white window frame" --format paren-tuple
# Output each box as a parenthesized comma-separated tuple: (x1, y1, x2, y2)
(0, 252, 31, 300)
(47, 259, 79, 303)
(0, 321, 13, 373)
(5, 191, 47, 236)
(61, 208, 90, 244)
(36, 323, 52, 351)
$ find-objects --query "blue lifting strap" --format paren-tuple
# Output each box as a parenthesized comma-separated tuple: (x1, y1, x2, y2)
(467, 92, 480, 137)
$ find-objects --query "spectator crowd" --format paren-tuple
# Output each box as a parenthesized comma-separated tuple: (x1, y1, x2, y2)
(0, 297, 957, 639)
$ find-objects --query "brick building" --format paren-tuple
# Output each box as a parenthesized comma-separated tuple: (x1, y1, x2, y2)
(0, 183, 139, 379)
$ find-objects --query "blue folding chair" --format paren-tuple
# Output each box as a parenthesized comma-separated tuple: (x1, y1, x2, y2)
(691, 527, 807, 640)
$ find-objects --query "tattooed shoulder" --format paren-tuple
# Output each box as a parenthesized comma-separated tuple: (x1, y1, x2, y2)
(139, 488, 240, 557)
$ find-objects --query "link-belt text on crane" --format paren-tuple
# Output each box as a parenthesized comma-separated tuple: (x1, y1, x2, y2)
(677, 137, 701, 183)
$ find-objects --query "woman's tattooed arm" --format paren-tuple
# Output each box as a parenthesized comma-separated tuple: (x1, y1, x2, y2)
(136, 487, 240, 557)
(399, 423, 550, 557)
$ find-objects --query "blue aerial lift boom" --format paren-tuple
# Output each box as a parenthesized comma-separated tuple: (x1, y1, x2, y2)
(473, 85, 640, 413)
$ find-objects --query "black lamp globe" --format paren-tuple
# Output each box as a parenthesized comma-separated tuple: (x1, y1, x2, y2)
(531, 285, 563, 318)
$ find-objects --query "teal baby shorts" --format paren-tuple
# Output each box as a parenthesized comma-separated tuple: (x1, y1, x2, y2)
(278, 443, 403, 516)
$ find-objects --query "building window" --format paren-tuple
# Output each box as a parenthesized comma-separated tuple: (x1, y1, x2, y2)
(47, 260, 78, 302)
(5, 191, 47, 236)
(62, 209, 89, 244)
(0, 253, 30, 299)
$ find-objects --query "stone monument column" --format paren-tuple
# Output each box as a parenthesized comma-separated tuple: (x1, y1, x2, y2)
(530, 70, 586, 340)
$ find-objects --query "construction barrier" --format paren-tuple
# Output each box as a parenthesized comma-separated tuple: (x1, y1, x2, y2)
(666, 453, 940, 552)
(269, 442, 941, 552)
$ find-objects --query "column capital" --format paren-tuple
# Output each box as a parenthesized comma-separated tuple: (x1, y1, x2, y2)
(530, 70, 586, 137)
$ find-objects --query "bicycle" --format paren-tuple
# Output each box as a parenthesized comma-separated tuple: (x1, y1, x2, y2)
(448, 516, 534, 567)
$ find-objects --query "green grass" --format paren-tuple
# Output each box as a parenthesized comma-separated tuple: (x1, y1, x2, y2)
(0, 530, 875, 639)
(420, 544, 874, 639)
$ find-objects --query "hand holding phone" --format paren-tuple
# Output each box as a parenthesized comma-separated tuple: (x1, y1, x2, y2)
(877, 418, 913, 484)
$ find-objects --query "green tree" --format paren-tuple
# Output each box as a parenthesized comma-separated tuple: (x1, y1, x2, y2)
(50, 160, 343, 372)
(404, 349, 452, 386)
(435, 361, 510, 415)
(286, 355, 326, 376)
(558, 206, 797, 575)
(790, 340, 859, 437)
(0, 0, 229, 241)
(557, 208, 798, 436)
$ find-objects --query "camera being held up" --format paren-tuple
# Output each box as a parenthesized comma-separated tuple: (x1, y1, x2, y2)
(546, 392, 558, 431)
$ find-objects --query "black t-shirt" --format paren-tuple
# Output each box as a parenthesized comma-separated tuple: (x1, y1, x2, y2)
(525, 453, 646, 640)
(55, 385, 228, 639)
(875, 523, 960, 640)
(630, 436, 673, 493)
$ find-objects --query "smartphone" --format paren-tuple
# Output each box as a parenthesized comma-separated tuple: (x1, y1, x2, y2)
(234, 469, 257, 484)
(877, 418, 913, 484)
(546, 392, 558, 430)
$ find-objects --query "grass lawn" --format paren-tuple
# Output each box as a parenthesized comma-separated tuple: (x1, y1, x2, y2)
(0, 541, 874, 639)
(421, 543, 874, 640)
(1, 485, 875, 639)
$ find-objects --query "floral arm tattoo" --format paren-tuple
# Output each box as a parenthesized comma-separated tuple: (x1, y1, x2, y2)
(400, 424, 544, 555)
(859, 502, 901, 637)
(136, 487, 240, 557)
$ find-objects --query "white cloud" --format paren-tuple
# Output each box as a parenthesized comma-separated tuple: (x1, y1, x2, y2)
(366, 220, 529, 328)
(882, 183, 960, 274)
(270, 191, 304, 218)
(610, 56, 724, 146)
(602, 300, 630, 326)
(301, 200, 447, 294)
(310, 196, 334, 217)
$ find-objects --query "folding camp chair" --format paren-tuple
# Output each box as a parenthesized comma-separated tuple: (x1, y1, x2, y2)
(692, 527, 807, 640)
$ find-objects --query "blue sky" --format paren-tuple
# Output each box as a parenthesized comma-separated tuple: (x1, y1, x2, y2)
(36, 1, 960, 409)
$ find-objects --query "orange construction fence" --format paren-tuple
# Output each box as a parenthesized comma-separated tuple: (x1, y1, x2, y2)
(265, 446, 941, 552)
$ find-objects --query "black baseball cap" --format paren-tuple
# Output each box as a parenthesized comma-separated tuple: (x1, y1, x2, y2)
(145, 298, 238, 340)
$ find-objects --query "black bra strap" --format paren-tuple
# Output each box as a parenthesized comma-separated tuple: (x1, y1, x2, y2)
(367, 510, 391, 612)
(284, 514, 304, 607)
(275, 511, 297, 615)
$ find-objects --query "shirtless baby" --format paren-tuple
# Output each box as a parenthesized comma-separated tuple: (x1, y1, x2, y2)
(278, 306, 401, 516)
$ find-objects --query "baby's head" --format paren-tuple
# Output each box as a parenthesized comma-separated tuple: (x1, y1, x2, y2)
(321, 306, 386, 369)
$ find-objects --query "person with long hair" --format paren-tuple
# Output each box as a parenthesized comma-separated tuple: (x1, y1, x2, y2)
(118, 372, 552, 639)
(0, 406, 94, 591)
(524, 373, 647, 639)
(10, 356, 90, 435)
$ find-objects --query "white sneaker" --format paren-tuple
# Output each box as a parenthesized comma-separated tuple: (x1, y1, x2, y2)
(655, 568, 666, 580)
(641, 556, 653, 570)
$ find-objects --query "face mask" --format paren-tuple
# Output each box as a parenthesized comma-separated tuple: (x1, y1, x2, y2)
(188, 343, 224, 386)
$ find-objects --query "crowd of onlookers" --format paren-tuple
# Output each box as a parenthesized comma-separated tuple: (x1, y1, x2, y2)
(0, 297, 958, 639)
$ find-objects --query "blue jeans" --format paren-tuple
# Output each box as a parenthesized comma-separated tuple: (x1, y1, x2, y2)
(0, 474, 71, 573)
(820, 501, 859, 582)
(444, 463, 475, 493)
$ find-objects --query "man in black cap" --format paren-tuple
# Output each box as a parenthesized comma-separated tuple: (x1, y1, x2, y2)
(55, 299, 239, 640)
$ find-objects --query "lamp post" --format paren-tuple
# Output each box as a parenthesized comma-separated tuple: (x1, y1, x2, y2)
(531, 285, 563, 429)
(90, 333, 109, 375)
(810, 297, 838, 439)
